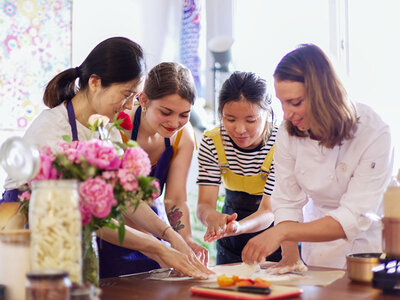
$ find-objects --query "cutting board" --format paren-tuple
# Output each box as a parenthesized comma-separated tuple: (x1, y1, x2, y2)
(190, 284, 302, 300)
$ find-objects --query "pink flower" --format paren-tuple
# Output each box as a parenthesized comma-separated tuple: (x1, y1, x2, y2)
(57, 140, 81, 163)
(79, 177, 117, 219)
(33, 150, 58, 181)
(102, 170, 117, 185)
(19, 191, 31, 202)
(80, 203, 92, 226)
(121, 147, 151, 176)
(77, 140, 120, 170)
(117, 169, 138, 192)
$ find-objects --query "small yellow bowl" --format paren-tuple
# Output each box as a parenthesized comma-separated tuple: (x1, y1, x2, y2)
(346, 253, 381, 283)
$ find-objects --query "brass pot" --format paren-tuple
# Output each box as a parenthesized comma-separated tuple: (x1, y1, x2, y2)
(346, 253, 381, 283)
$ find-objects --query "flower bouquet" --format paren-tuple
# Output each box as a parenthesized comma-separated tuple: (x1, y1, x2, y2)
(19, 112, 160, 286)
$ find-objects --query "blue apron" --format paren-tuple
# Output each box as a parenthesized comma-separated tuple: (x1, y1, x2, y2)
(216, 189, 282, 265)
(98, 105, 173, 278)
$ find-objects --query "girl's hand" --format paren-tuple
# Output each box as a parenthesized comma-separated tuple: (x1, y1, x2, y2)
(205, 219, 240, 242)
(204, 212, 238, 242)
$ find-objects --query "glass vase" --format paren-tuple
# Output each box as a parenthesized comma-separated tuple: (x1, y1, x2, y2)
(82, 225, 99, 287)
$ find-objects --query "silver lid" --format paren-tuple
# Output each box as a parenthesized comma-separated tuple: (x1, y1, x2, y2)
(0, 136, 40, 185)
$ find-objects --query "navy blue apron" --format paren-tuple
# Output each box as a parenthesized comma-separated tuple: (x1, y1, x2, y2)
(216, 189, 282, 265)
(99, 106, 175, 278)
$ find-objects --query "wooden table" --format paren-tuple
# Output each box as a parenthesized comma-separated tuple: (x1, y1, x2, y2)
(99, 267, 399, 300)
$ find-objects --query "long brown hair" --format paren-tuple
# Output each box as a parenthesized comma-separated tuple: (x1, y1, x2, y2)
(274, 44, 357, 148)
(143, 62, 196, 104)
(43, 37, 145, 108)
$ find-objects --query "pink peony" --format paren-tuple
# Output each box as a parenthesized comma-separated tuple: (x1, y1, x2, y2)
(33, 150, 58, 181)
(117, 169, 138, 192)
(102, 170, 117, 185)
(77, 140, 120, 170)
(57, 140, 81, 163)
(121, 147, 151, 176)
(80, 203, 92, 226)
(79, 177, 117, 219)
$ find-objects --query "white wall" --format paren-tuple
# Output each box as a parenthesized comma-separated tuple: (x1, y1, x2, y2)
(72, 0, 182, 70)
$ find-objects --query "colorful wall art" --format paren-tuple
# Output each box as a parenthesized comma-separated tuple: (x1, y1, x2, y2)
(0, 0, 71, 130)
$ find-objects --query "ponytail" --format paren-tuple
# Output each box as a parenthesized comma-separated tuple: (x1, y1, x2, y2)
(43, 67, 80, 108)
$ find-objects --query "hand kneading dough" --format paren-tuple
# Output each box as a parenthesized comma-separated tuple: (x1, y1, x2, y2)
(237, 262, 261, 277)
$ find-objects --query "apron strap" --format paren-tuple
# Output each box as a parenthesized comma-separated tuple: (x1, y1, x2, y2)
(260, 143, 275, 175)
(66, 101, 78, 141)
(203, 127, 228, 168)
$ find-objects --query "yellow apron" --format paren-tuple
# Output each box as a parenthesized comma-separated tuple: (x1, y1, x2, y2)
(204, 127, 275, 196)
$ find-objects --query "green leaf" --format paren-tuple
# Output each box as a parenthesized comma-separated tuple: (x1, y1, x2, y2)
(62, 135, 72, 142)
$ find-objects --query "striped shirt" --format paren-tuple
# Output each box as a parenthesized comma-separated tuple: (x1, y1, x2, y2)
(197, 126, 277, 196)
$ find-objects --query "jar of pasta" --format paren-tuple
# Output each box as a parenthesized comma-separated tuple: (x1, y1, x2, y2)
(29, 180, 82, 283)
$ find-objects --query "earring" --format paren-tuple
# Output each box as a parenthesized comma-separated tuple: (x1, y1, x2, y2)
(142, 106, 147, 113)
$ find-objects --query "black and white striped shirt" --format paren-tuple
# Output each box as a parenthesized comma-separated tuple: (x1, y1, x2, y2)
(197, 126, 277, 196)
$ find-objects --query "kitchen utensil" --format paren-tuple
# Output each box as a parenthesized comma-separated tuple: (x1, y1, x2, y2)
(202, 285, 270, 295)
(346, 253, 381, 283)
(119, 268, 173, 279)
(190, 284, 302, 300)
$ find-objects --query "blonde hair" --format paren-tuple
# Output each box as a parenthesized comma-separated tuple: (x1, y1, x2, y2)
(274, 44, 357, 148)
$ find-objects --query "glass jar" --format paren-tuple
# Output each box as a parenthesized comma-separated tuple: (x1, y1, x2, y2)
(0, 136, 40, 185)
(0, 229, 30, 300)
(26, 270, 71, 300)
(29, 179, 82, 283)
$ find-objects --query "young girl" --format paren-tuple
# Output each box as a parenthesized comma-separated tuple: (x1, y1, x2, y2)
(196, 71, 281, 265)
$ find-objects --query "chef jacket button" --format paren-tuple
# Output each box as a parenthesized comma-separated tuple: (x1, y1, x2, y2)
(300, 170, 305, 174)
(329, 175, 334, 180)
(338, 163, 347, 173)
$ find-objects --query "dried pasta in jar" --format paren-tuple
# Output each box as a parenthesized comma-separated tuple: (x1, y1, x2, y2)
(29, 180, 82, 283)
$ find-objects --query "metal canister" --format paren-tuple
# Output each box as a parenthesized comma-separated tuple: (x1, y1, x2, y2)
(26, 270, 71, 300)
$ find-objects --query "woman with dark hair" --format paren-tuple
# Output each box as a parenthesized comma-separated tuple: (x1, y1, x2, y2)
(2, 37, 211, 279)
(242, 44, 393, 271)
(196, 71, 282, 265)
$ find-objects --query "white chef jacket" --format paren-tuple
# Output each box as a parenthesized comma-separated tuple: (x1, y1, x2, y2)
(4, 103, 121, 190)
(272, 103, 394, 269)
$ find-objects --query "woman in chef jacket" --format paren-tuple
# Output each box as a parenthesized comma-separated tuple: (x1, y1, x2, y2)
(242, 43, 394, 270)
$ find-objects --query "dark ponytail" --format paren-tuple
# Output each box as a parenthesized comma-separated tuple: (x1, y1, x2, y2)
(43, 37, 145, 108)
(43, 68, 80, 108)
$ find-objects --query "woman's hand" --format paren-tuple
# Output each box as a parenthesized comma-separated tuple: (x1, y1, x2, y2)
(185, 237, 209, 266)
(165, 226, 214, 276)
(203, 212, 238, 242)
(266, 241, 307, 274)
(242, 225, 282, 264)
(156, 244, 212, 279)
